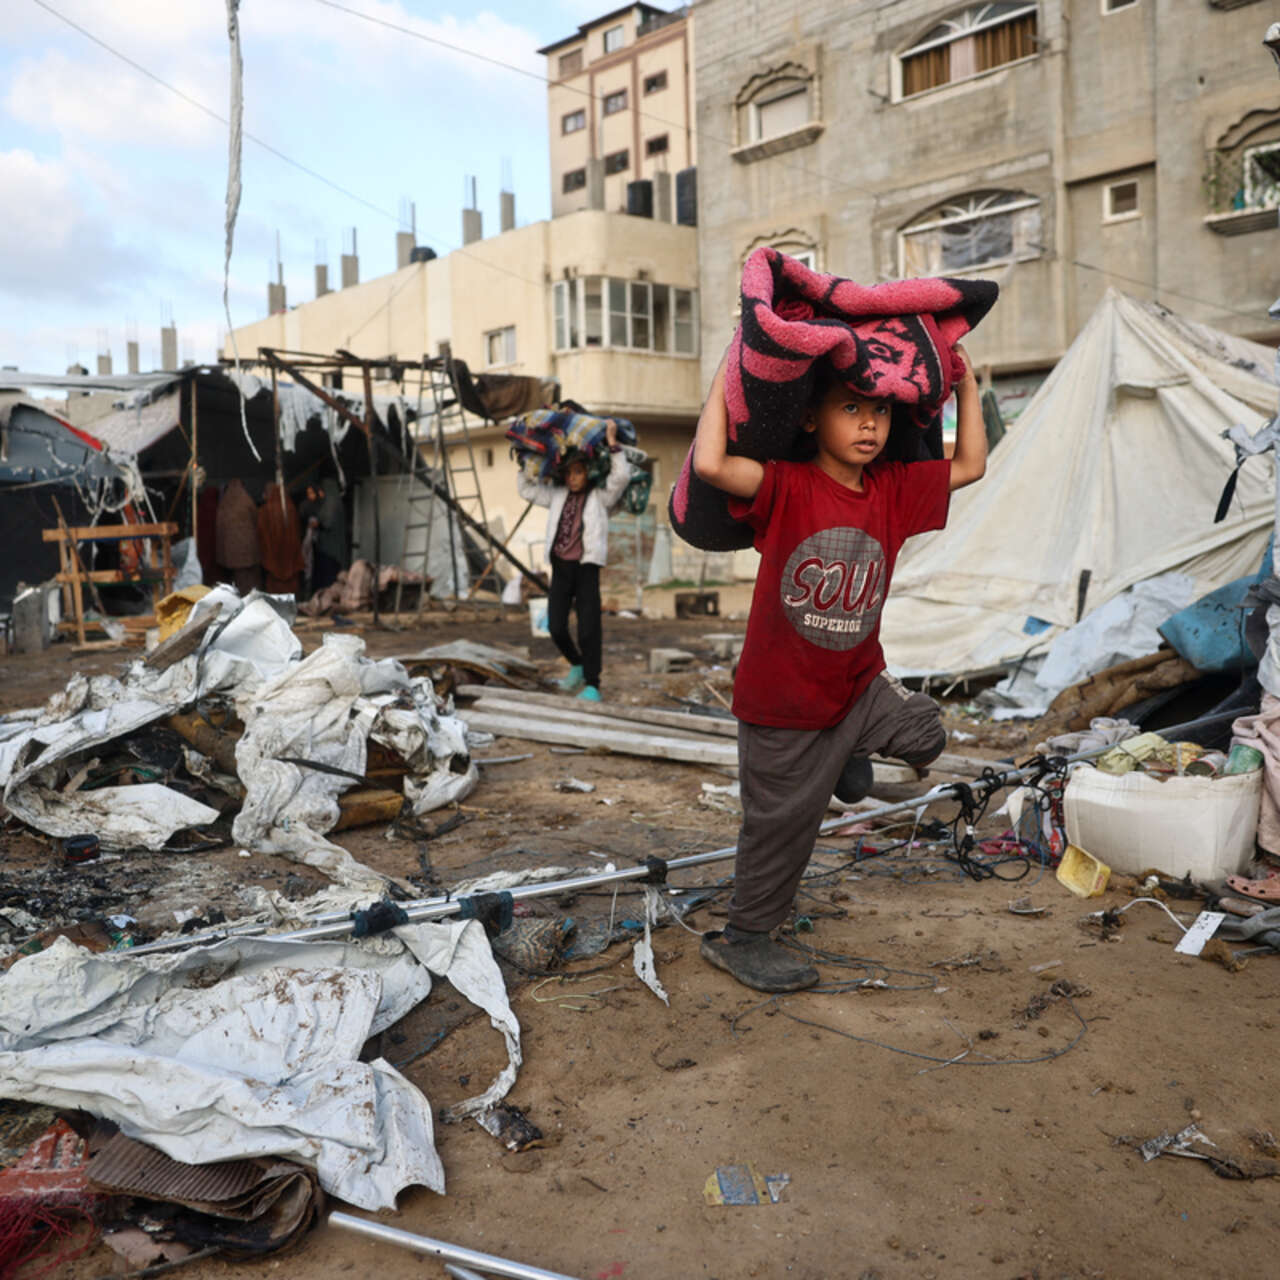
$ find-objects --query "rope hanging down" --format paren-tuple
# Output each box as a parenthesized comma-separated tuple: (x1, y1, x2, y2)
(222, 0, 261, 462)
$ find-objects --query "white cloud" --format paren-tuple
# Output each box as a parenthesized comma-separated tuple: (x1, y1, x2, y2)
(5, 48, 221, 149)
(0, 149, 149, 301)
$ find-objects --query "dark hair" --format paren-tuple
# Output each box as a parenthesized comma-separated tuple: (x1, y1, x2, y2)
(807, 358, 844, 412)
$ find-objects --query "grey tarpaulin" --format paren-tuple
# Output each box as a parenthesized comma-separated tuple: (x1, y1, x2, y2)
(0, 908, 523, 1211)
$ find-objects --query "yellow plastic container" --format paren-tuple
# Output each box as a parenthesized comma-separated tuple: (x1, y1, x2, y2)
(1056, 844, 1111, 898)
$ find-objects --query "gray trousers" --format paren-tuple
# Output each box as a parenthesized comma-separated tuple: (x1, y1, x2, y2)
(729, 672, 947, 932)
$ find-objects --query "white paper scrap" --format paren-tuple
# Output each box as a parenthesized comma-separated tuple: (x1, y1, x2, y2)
(1174, 911, 1226, 957)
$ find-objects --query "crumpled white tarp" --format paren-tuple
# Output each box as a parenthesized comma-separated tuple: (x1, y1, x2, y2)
(988, 572, 1197, 711)
(0, 912, 521, 1211)
(0, 587, 475, 884)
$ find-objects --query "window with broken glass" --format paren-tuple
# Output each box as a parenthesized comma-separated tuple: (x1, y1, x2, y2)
(899, 191, 1042, 275)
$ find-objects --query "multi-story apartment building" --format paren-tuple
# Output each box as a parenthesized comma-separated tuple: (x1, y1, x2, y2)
(693, 0, 1280, 413)
(542, 5, 697, 221)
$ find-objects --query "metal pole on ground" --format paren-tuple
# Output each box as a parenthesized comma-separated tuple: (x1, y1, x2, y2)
(329, 1211, 581, 1280)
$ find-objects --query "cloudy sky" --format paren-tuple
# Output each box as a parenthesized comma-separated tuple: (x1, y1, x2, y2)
(1, 0, 610, 374)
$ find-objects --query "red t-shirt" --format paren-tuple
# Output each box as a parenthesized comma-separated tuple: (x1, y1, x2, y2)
(729, 459, 951, 728)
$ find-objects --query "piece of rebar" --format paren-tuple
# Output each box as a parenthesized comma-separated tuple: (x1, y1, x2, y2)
(329, 1211, 580, 1280)
(126, 708, 1239, 957)
(444, 1266, 489, 1280)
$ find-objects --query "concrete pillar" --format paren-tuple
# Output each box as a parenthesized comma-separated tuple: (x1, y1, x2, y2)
(396, 230, 414, 268)
(462, 207, 483, 245)
(268, 282, 287, 314)
(315, 263, 330, 297)
(500, 190, 515, 232)
(160, 325, 178, 371)
(126, 341, 139, 374)
(654, 171, 672, 223)
(96, 352, 113, 376)
(341, 253, 359, 288)
(587, 158, 605, 210)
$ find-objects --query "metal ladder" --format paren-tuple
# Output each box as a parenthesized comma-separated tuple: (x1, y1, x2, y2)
(396, 355, 499, 618)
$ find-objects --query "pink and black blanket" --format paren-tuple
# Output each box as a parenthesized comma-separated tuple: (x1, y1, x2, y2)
(670, 248, 999, 550)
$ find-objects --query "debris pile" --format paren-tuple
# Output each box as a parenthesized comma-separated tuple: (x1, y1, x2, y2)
(0, 586, 477, 888)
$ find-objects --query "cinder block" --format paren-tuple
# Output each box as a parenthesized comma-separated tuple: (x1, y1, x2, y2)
(650, 647, 696, 673)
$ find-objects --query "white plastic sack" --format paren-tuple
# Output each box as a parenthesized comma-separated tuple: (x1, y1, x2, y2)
(1063, 766, 1260, 880)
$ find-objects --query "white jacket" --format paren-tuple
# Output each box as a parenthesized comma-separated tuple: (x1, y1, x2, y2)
(517, 452, 633, 567)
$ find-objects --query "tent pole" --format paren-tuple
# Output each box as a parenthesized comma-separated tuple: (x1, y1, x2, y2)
(362, 361, 381, 626)
(189, 378, 198, 551)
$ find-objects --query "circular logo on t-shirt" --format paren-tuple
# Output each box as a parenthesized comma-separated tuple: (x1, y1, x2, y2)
(779, 526, 887, 651)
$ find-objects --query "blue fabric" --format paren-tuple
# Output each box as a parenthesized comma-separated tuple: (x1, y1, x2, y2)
(1159, 538, 1274, 672)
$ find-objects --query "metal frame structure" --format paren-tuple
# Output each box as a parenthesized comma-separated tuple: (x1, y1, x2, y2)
(253, 348, 547, 624)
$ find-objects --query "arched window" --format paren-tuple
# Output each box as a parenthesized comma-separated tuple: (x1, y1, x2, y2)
(898, 4, 1037, 98)
(743, 228, 821, 272)
(899, 191, 1042, 275)
(732, 59, 823, 163)
(1204, 108, 1280, 235)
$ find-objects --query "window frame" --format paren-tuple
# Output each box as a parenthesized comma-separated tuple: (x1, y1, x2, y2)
(557, 48, 583, 78)
(748, 82, 811, 144)
(562, 108, 586, 135)
(645, 134, 670, 157)
(1243, 140, 1280, 211)
(898, 192, 1043, 277)
(1101, 0, 1138, 13)
(551, 278, 699, 357)
(484, 325, 517, 368)
(643, 70, 668, 95)
(562, 167, 587, 194)
(603, 23, 625, 54)
(602, 88, 628, 116)
(897, 3, 1039, 101)
(603, 148, 630, 176)
(1103, 178, 1140, 223)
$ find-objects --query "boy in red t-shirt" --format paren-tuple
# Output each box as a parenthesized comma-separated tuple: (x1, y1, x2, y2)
(691, 343, 987, 992)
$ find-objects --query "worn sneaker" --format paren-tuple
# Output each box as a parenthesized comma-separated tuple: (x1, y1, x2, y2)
(699, 929, 819, 993)
(577, 685, 602, 702)
(833, 754, 873, 804)
(558, 664, 585, 693)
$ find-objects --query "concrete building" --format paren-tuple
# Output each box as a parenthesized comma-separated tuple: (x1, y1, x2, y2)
(226, 209, 701, 576)
(692, 0, 1280, 411)
(541, 5, 697, 222)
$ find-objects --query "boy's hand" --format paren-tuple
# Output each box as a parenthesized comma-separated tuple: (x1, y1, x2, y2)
(947, 341, 986, 492)
(604, 418, 618, 448)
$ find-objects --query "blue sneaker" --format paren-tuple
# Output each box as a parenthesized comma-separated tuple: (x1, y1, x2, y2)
(558, 664, 585, 693)
(577, 685, 602, 702)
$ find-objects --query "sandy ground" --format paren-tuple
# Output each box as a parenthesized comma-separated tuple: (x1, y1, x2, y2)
(2, 602, 1279, 1280)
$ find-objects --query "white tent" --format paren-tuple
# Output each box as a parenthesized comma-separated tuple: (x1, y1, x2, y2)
(881, 290, 1278, 678)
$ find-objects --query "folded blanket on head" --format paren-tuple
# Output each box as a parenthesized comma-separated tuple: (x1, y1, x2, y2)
(506, 408, 638, 480)
(507, 409, 648, 514)
(670, 248, 999, 550)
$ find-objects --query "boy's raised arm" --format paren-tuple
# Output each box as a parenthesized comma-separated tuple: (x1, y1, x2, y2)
(948, 343, 986, 492)
(692, 347, 764, 500)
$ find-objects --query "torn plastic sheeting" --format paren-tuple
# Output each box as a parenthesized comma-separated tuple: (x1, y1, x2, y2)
(0, 589, 474, 881)
(6, 781, 220, 850)
(0, 671, 218, 851)
(230, 634, 477, 889)
(632, 885, 670, 1006)
(0, 917, 522, 1211)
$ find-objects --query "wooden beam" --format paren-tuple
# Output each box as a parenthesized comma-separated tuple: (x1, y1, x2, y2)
(333, 788, 404, 830)
(43, 522, 179, 542)
(455, 683, 738, 740)
(468, 701, 732, 747)
(461, 709, 739, 768)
